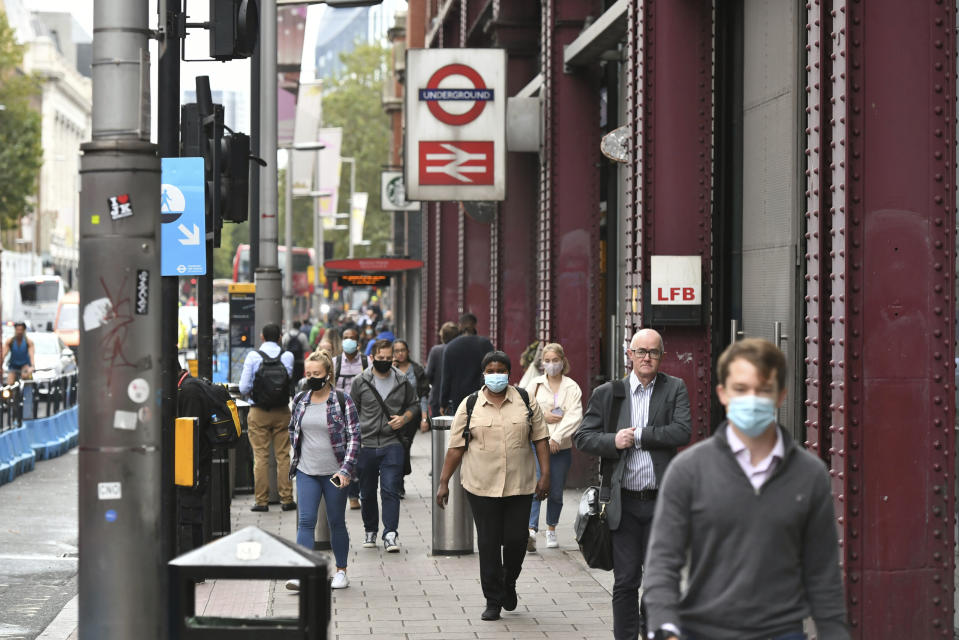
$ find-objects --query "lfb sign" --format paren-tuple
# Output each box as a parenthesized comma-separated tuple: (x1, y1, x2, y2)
(405, 49, 506, 201)
(651, 256, 701, 305)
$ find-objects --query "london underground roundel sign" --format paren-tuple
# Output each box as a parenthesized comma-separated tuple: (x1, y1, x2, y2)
(405, 48, 506, 202)
(421, 64, 494, 126)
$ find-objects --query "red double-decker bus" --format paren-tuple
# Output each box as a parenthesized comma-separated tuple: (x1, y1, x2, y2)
(232, 244, 315, 319)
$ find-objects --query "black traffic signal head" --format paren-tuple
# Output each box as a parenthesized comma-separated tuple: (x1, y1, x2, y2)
(220, 132, 250, 224)
(210, 0, 259, 61)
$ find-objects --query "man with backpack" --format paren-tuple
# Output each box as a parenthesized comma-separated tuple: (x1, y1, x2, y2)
(239, 323, 296, 512)
(284, 321, 310, 393)
(350, 339, 419, 552)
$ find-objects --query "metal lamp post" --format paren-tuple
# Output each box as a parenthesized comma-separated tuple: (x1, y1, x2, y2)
(281, 142, 325, 332)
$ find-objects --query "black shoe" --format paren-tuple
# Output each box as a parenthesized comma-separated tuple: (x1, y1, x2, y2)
(250, 504, 268, 512)
(502, 584, 517, 611)
(398, 490, 406, 500)
(480, 605, 501, 621)
(281, 501, 297, 511)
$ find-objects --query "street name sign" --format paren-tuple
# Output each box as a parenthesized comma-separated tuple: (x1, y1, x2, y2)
(405, 49, 506, 201)
(161, 157, 206, 276)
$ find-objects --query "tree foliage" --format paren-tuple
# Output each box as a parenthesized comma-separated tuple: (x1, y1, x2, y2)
(0, 12, 43, 231)
(213, 41, 393, 277)
(313, 41, 393, 260)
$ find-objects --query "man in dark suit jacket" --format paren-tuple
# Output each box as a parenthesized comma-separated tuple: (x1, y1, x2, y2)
(574, 328, 691, 640)
(439, 313, 494, 413)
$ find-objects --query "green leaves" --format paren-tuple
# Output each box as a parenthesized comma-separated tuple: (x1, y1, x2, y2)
(0, 12, 43, 231)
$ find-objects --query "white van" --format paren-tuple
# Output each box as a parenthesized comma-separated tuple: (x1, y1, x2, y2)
(16, 276, 65, 332)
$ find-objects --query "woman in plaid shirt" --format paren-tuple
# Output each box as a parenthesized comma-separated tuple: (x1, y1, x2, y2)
(286, 349, 361, 590)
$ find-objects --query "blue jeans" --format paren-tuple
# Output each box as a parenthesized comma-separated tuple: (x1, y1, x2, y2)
(295, 470, 349, 568)
(529, 446, 572, 530)
(358, 444, 403, 537)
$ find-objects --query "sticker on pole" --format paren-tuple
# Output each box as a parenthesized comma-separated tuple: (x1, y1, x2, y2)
(161, 157, 206, 276)
(405, 48, 506, 201)
(97, 482, 122, 500)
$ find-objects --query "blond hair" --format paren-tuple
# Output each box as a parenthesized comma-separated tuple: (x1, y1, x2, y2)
(542, 342, 570, 376)
(306, 349, 335, 388)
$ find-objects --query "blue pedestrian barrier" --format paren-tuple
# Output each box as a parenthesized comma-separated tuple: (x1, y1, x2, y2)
(0, 432, 14, 485)
(12, 427, 36, 475)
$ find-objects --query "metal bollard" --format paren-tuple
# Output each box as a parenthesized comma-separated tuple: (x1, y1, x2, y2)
(430, 416, 474, 555)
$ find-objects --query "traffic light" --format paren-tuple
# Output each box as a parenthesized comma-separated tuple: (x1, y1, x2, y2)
(219, 132, 249, 223)
(181, 100, 224, 246)
(210, 0, 259, 61)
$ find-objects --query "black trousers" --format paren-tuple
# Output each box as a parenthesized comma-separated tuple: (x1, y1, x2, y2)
(465, 491, 533, 607)
(611, 494, 656, 640)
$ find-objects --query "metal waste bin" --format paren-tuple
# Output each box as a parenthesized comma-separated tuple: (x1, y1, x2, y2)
(431, 416, 474, 555)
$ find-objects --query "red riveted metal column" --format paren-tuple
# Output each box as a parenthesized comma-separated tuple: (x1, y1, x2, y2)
(831, 0, 955, 635)
(462, 214, 491, 332)
(633, 0, 713, 443)
(804, 0, 833, 464)
(539, 0, 603, 485)
(438, 201, 461, 326)
(492, 1, 539, 358)
(422, 202, 438, 362)
(623, 0, 645, 331)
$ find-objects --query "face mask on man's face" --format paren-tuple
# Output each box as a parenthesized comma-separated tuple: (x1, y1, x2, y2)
(372, 359, 393, 374)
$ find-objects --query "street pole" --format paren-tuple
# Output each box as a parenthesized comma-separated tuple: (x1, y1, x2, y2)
(79, 0, 165, 637)
(255, 0, 281, 333)
(313, 149, 324, 322)
(344, 157, 355, 259)
(196, 80, 216, 380)
(157, 0, 180, 580)
(249, 37, 260, 280)
(283, 148, 293, 332)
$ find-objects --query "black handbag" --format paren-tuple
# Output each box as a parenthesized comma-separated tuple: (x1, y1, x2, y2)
(574, 479, 614, 570)
(573, 379, 626, 571)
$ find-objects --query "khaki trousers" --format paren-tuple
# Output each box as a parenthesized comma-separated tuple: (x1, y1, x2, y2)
(247, 405, 293, 506)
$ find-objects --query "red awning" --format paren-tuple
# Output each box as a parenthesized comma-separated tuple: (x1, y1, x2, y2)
(324, 258, 424, 273)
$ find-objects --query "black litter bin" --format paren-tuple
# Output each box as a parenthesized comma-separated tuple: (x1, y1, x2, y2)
(170, 526, 330, 639)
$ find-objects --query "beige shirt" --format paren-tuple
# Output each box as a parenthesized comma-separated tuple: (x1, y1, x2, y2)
(525, 374, 583, 450)
(448, 386, 550, 497)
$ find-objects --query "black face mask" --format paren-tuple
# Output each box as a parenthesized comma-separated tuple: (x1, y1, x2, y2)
(372, 359, 393, 374)
(306, 377, 327, 391)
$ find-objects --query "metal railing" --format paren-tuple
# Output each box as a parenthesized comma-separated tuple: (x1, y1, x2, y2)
(0, 372, 79, 432)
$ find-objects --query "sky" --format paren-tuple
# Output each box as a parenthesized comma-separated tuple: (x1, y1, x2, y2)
(24, 0, 252, 137)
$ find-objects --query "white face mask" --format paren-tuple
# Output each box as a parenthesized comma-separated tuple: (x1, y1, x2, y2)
(544, 362, 563, 377)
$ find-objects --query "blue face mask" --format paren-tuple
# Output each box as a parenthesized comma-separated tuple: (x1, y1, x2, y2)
(726, 395, 777, 438)
(484, 373, 509, 393)
(342, 338, 358, 354)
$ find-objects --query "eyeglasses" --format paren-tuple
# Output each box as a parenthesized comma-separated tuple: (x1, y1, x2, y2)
(628, 348, 664, 360)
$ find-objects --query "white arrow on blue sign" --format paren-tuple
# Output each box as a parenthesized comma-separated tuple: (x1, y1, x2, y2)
(161, 157, 206, 276)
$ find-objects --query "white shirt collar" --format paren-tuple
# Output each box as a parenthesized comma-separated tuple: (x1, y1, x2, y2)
(726, 423, 784, 461)
(629, 371, 656, 394)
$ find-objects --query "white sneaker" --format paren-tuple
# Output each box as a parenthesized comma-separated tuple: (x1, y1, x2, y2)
(384, 531, 400, 553)
(331, 570, 349, 589)
(363, 531, 377, 548)
(285, 579, 300, 591)
(545, 531, 558, 548)
(527, 529, 536, 552)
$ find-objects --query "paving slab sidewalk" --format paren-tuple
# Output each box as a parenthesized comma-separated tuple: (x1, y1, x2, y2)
(41, 434, 615, 639)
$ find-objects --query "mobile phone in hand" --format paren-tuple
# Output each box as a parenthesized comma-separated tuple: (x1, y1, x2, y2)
(330, 476, 342, 488)
(551, 406, 564, 417)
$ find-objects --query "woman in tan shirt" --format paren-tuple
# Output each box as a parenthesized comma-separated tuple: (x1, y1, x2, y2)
(525, 342, 583, 551)
(436, 350, 551, 622)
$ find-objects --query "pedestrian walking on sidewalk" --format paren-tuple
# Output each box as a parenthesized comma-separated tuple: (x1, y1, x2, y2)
(334, 326, 368, 509)
(425, 321, 460, 419)
(439, 313, 494, 414)
(525, 342, 583, 552)
(436, 350, 551, 622)
(392, 339, 430, 498)
(350, 339, 419, 552)
(643, 339, 848, 640)
(239, 323, 297, 512)
(573, 328, 691, 640)
(285, 349, 360, 591)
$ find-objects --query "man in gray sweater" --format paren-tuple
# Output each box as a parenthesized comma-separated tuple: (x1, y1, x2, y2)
(643, 338, 848, 640)
(350, 339, 419, 553)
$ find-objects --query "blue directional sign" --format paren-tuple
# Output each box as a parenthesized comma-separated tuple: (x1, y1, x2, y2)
(161, 157, 206, 276)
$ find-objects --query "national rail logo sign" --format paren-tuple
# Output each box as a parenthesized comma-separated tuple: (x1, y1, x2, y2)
(406, 49, 506, 201)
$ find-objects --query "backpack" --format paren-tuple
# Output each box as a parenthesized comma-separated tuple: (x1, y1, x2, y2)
(285, 331, 306, 362)
(335, 353, 368, 384)
(178, 372, 242, 447)
(252, 349, 291, 409)
(462, 385, 533, 451)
